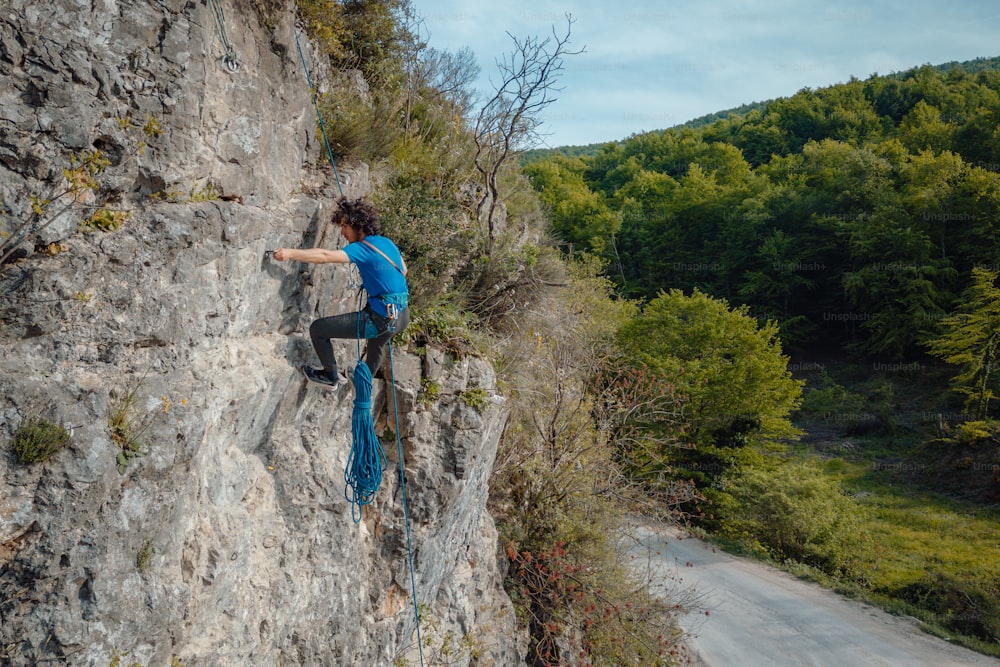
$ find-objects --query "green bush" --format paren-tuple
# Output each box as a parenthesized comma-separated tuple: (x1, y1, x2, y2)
(297, 0, 346, 59)
(618, 288, 803, 450)
(945, 419, 1000, 446)
(375, 177, 474, 308)
(419, 378, 441, 406)
(11, 415, 70, 464)
(317, 89, 401, 161)
(719, 460, 870, 577)
(108, 378, 154, 474)
(458, 387, 487, 411)
(797, 371, 867, 419)
(81, 207, 128, 232)
(896, 573, 1000, 643)
(405, 301, 482, 357)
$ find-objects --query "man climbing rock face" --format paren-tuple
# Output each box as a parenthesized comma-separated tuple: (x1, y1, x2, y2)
(272, 197, 410, 388)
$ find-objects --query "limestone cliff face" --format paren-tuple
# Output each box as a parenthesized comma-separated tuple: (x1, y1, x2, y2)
(0, 1, 522, 665)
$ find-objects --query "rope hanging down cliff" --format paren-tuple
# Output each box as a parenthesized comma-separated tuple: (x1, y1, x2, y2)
(286, 32, 421, 660)
(207, 0, 240, 72)
(342, 327, 426, 667)
(343, 245, 425, 665)
(293, 26, 345, 197)
(389, 340, 425, 666)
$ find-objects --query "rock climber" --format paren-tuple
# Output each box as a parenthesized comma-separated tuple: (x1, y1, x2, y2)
(272, 197, 410, 388)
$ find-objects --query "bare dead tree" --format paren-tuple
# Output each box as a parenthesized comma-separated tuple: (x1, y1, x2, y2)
(473, 14, 583, 254)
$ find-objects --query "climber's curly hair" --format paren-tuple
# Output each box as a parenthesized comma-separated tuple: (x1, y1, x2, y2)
(333, 197, 381, 237)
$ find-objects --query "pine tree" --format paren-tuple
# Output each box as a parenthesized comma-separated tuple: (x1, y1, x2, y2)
(927, 267, 1000, 420)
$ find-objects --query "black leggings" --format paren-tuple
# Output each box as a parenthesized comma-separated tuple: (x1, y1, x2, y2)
(309, 306, 410, 377)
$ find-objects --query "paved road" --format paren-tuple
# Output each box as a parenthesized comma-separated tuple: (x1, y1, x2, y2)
(628, 522, 1000, 667)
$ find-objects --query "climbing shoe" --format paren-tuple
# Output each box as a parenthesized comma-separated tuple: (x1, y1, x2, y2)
(302, 366, 340, 388)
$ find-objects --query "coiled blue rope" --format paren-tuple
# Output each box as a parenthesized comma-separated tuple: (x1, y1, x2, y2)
(345, 306, 425, 664)
(344, 360, 386, 523)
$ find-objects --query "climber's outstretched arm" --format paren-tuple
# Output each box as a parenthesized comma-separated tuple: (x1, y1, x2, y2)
(272, 247, 349, 264)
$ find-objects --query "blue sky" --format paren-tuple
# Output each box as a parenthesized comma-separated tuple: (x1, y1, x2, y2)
(411, 0, 1000, 147)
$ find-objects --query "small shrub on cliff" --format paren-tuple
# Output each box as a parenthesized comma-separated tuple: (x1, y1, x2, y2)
(136, 539, 153, 573)
(81, 207, 129, 232)
(458, 387, 487, 411)
(10, 414, 70, 464)
(188, 180, 223, 202)
(108, 649, 142, 667)
(297, 0, 345, 58)
(395, 602, 482, 665)
(419, 378, 441, 406)
(108, 376, 156, 474)
(405, 302, 482, 357)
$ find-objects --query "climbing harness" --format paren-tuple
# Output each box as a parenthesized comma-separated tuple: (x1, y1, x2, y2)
(207, 0, 240, 72)
(293, 26, 345, 197)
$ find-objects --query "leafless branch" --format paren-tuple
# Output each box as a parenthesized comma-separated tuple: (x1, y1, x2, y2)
(473, 14, 584, 252)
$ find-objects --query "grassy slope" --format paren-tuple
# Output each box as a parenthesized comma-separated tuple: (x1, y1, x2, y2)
(771, 357, 1000, 656)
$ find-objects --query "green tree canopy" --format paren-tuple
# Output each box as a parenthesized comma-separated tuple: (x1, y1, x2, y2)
(527, 59, 1000, 359)
(618, 288, 803, 449)
(523, 156, 621, 253)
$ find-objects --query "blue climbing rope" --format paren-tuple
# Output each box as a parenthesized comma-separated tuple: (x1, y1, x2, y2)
(388, 340, 425, 666)
(345, 297, 424, 665)
(292, 27, 345, 197)
(344, 360, 386, 523)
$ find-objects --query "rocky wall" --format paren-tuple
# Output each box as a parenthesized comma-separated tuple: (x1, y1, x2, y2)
(0, 1, 522, 664)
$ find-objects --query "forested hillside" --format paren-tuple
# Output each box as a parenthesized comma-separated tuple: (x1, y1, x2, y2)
(526, 59, 1000, 360)
(527, 58, 1000, 656)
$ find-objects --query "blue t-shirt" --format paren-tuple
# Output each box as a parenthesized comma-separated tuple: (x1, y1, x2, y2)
(342, 235, 408, 317)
